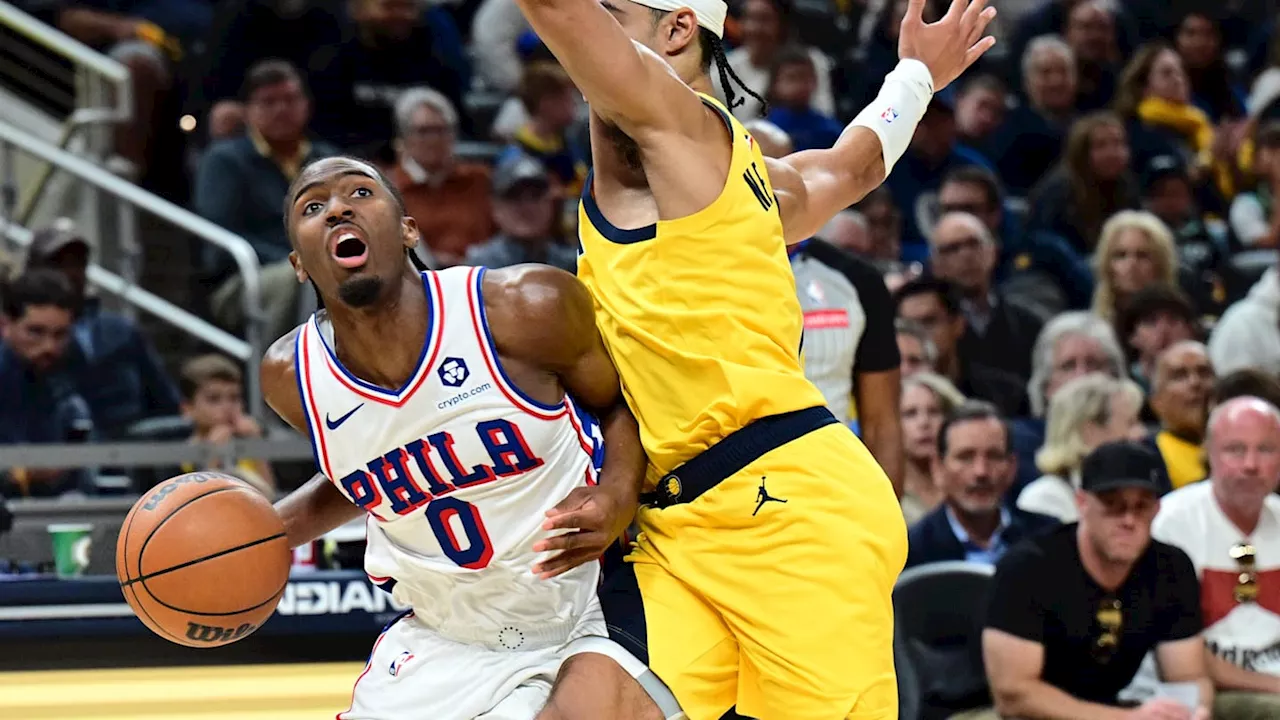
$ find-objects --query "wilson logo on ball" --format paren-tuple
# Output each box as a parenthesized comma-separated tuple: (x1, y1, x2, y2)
(142, 473, 216, 512)
(184, 621, 256, 644)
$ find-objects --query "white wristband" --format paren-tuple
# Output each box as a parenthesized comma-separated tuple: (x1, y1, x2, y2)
(850, 58, 935, 177)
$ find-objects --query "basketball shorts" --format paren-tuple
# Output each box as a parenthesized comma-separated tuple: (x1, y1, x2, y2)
(339, 600, 679, 720)
(602, 415, 908, 720)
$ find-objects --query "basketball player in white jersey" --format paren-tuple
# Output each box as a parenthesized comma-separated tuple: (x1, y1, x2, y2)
(259, 156, 674, 719)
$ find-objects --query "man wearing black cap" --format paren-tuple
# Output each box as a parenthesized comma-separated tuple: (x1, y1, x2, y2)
(463, 154, 577, 273)
(24, 226, 180, 436)
(982, 441, 1213, 720)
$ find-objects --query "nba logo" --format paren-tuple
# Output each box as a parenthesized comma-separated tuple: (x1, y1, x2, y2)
(438, 357, 470, 387)
(881, 107, 898, 123)
(389, 651, 414, 677)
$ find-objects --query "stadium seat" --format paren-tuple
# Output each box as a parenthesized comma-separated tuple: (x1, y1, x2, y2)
(893, 561, 995, 720)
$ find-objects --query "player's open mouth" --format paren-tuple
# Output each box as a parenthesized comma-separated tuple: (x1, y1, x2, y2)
(330, 229, 369, 269)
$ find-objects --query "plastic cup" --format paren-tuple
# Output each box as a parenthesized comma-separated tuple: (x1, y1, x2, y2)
(47, 523, 94, 578)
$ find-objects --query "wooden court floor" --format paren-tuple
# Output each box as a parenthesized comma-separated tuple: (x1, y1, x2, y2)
(0, 662, 367, 719)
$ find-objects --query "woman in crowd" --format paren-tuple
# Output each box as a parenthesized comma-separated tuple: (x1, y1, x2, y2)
(1089, 210, 1180, 322)
(899, 372, 965, 526)
(1017, 373, 1146, 522)
(1027, 111, 1139, 254)
(1173, 11, 1247, 123)
(1114, 42, 1243, 200)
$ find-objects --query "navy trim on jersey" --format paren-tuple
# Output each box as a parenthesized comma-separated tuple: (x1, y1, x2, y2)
(474, 267, 566, 413)
(317, 271, 436, 398)
(293, 325, 325, 475)
(581, 98, 734, 247)
(581, 169, 657, 244)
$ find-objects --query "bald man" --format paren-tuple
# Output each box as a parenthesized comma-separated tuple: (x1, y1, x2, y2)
(1149, 341, 1217, 491)
(1153, 397, 1280, 718)
(929, 210, 1043, 383)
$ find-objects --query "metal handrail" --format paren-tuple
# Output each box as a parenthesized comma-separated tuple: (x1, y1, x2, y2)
(0, 0, 131, 117)
(0, 119, 267, 420)
(3, 223, 250, 359)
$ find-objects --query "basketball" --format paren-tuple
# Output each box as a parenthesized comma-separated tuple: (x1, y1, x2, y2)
(115, 471, 292, 648)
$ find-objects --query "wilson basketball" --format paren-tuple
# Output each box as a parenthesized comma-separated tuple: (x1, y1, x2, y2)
(115, 471, 291, 648)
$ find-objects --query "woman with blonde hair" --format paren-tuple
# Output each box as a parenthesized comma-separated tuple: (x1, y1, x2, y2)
(1090, 210, 1180, 322)
(899, 372, 966, 526)
(1017, 373, 1146, 522)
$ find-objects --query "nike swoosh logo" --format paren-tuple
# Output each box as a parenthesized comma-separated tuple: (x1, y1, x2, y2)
(325, 404, 364, 431)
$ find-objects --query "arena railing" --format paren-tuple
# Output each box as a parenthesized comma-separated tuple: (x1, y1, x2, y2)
(0, 120, 267, 420)
(0, 0, 133, 274)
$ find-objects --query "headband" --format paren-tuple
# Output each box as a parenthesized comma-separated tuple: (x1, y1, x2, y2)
(628, 0, 726, 39)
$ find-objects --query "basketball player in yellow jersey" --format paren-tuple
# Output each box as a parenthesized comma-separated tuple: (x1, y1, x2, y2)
(520, 1, 996, 719)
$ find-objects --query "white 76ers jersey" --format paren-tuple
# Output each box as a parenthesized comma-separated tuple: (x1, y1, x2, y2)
(294, 266, 605, 646)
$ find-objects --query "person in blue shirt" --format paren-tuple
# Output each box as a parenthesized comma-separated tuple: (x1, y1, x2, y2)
(24, 227, 180, 438)
(0, 271, 94, 498)
(764, 47, 843, 153)
(906, 400, 1057, 568)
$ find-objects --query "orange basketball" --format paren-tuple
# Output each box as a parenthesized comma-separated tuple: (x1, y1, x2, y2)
(115, 471, 291, 648)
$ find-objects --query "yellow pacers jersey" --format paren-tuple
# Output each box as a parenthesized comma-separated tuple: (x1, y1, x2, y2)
(577, 93, 827, 482)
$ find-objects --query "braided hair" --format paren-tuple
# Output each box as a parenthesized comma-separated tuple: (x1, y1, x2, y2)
(707, 30, 767, 113)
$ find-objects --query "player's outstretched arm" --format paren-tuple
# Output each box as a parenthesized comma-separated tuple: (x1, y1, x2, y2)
(768, 0, 997, 244)
(483, 265, 647, 578)
(260, 328, 364, 549)
(512, 0, 712, 138)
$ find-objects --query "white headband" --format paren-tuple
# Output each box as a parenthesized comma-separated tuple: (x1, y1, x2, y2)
(629, 0, 727, 39)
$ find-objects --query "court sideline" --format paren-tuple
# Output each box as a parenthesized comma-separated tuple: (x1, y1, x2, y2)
(0, 662, 365, 719)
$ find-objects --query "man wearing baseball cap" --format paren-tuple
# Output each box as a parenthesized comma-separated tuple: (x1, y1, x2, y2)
(980, 441, 1213, 720)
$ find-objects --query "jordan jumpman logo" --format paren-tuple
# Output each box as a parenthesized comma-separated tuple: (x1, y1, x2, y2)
(753, 477, 787, 516)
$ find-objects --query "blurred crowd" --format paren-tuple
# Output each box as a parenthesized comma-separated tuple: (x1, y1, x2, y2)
(4, 0, 1280, 716)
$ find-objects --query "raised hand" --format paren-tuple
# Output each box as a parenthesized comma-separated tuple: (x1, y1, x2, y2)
(898, 0, 997, 92)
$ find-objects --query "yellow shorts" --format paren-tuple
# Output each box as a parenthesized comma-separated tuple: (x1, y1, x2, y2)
(601, 423, 907, 720)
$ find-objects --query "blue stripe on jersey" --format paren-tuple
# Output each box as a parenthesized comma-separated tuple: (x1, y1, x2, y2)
(474, 267, 564, 412)
(318, 272, 435, 398)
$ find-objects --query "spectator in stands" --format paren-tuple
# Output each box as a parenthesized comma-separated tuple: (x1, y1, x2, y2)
(464, 154, 574, 273)
(928, 211, 1045, 383)
(1212, 369, 1280, 412)
(1060, 0, 1124, 112)
(1115, 43, 1241, 200)
(24, 228, 180, 436)
(1028, 111, 1140, 254)
(885, 90, 994, 260)
(764, 48, 842, 153)
(896, 318, 935, 379)
(179, 355, 274, 496)
(387, 88, 493, 267)
(502, 62, 587, 197)
(1152, 397, 1280, 717)
(1229, 123, 1280, 249)
(0, 271, 93, 498)
(1209, 256, 1280, 378)
(306, 0, 469, 154)
(936, 166, 1093, 315)
(904, 401, 1056, 568)
(789, 238, 902, 489)
(194, 60, 336, 340)
(954, 74, 1007, 161)
(854, 187, 903, 262)
(1174, 11, 1247, 124)
(983, 441, 1212, 720)
(975, 45, 1069, 196)
(1116, 285, 1199, 394)
(900, 372, 965, 526)
(1140, 154, 1231, 315)
(713, 0, 834, 121)
(1149, 341, 1216, 492)
(54, 0, 195, 187)
(893, 278, 1028, 417)
(814, 211, 870, 255)
(470, 0, 532, 93)
(1016, 311, 1128, 496)
(1019, 374, 1146, 523)
(1090, 210, 1181, 323)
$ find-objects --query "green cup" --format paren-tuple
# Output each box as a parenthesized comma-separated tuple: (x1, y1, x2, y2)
(48, 524, 94, 578)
